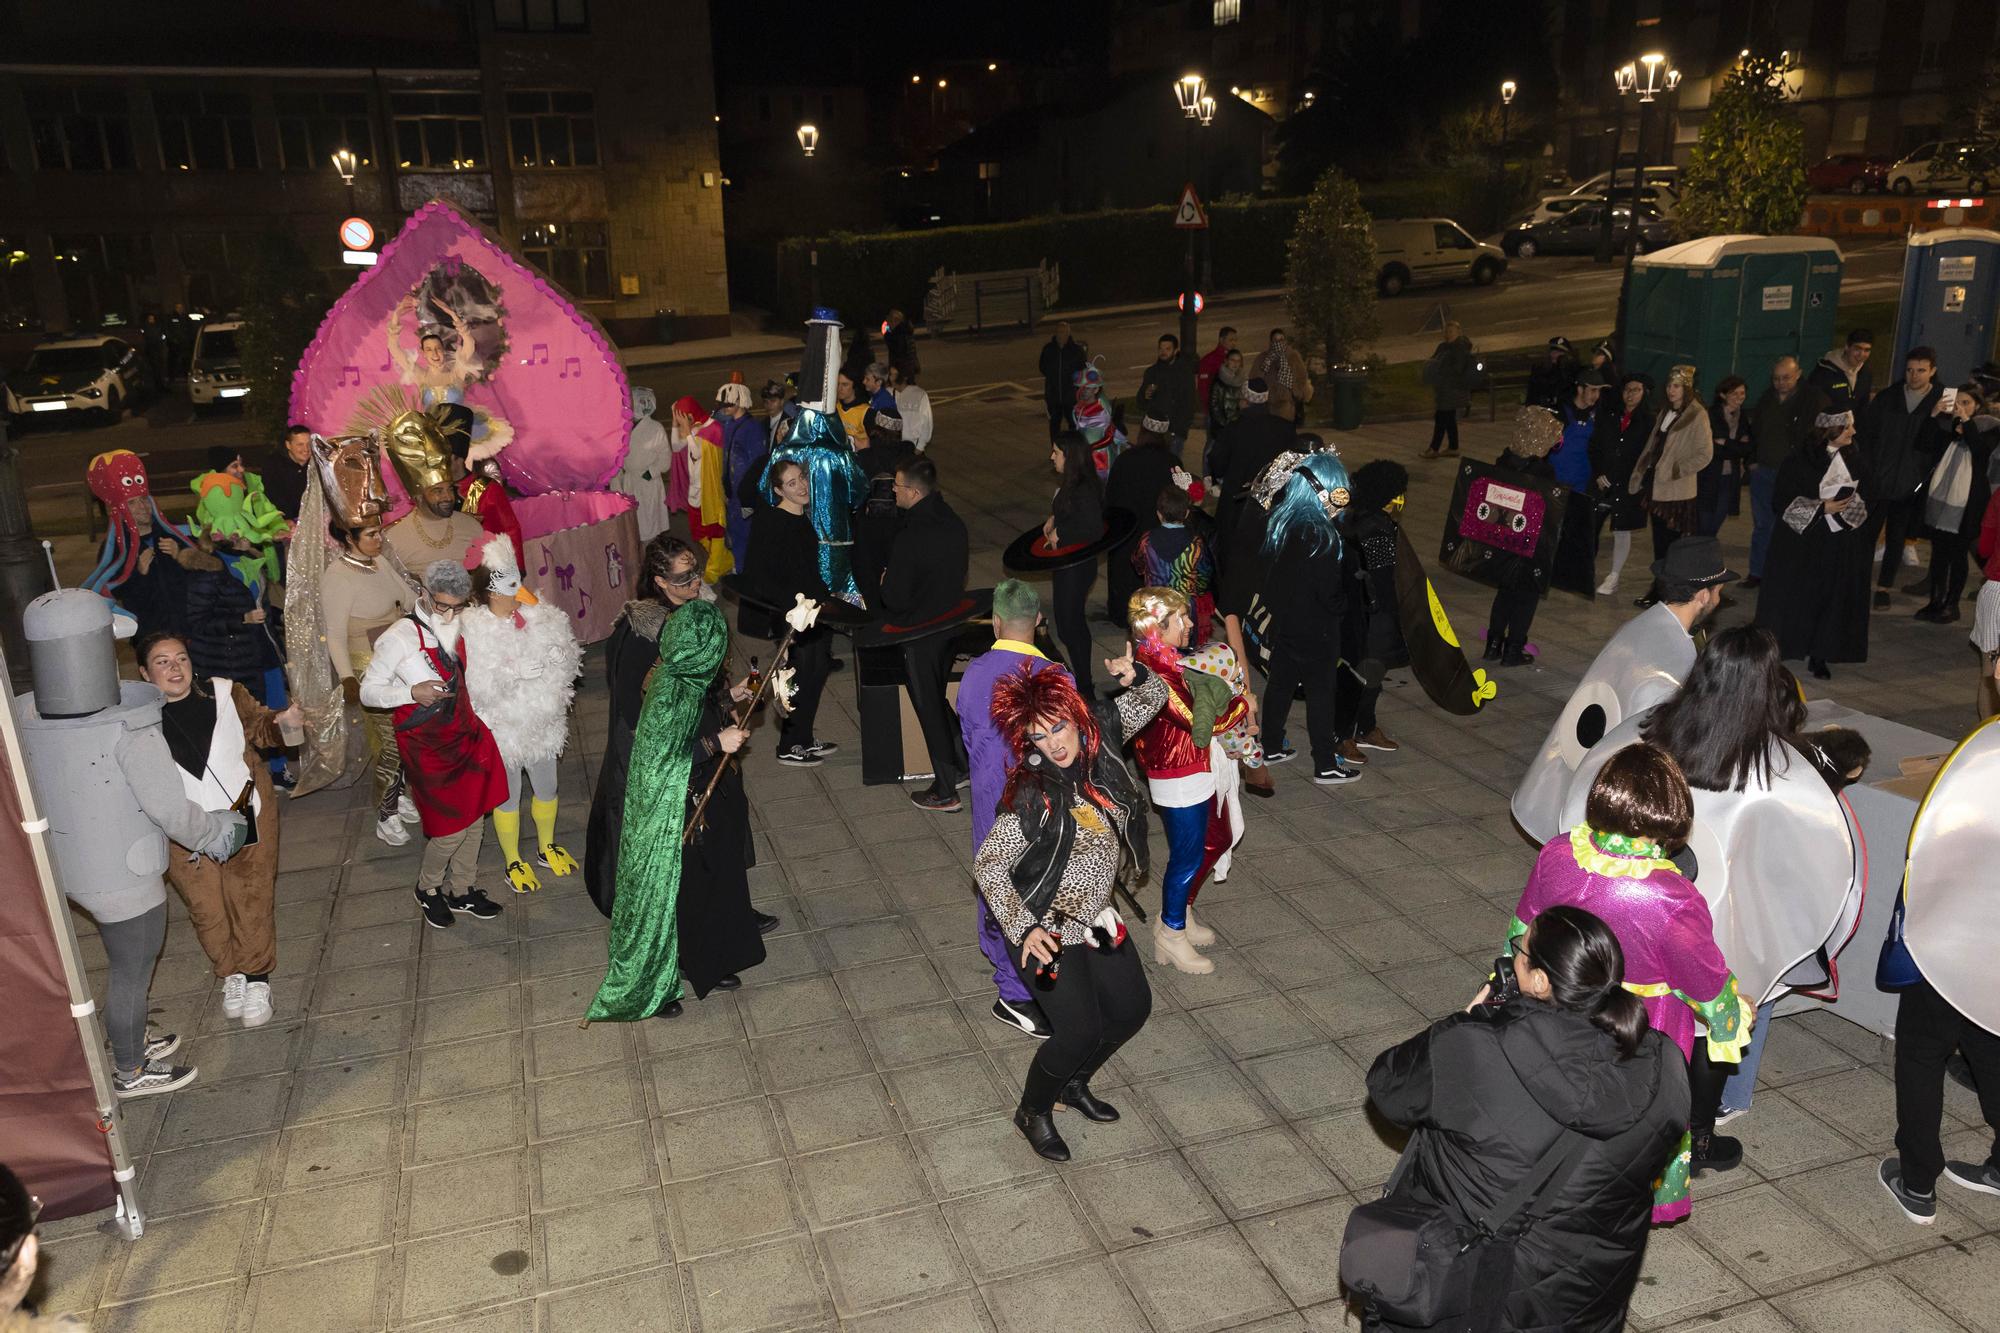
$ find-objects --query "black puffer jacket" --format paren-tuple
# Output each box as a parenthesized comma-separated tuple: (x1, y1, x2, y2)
(1364, 1001, 1688, 1333)
(185, 565, 283, 689)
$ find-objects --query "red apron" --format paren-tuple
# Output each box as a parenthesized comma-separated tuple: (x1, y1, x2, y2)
(392, 617, 509, 838)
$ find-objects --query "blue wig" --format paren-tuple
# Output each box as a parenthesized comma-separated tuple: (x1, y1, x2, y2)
(1261, 451, 1351, 560)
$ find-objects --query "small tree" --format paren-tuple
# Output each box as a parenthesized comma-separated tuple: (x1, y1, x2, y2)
(1949, 36, 2000, 181)
(1285, 167, 1379, 372)
(237, 233, 336, 441)
(1677, 55, 1808, 237)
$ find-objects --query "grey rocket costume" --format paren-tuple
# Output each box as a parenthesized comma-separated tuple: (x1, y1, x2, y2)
(14, 590, 244, 1084)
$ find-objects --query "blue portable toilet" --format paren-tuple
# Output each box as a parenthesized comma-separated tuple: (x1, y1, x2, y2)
(1893, 228, 2000, 384)
(1625, 236, 1844, 395)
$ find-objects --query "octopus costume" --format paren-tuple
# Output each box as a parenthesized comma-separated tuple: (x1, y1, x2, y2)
(83, 450, 199, 600)
(1511, 825, 1756, 1223)
(588, 599, 765, 1020)
(461, 535, 583, 894)
(1128, 614, 1248, 937)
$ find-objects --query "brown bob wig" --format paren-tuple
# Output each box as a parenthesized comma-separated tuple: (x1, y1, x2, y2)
(1585, 742, 1694, 849)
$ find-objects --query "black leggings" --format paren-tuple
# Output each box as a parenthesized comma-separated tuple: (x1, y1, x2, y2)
(1428, 409, 1460, 453)
(1928, 530, 1971, 606)
(1688, 1041, 1737, 1139)
(1013, 936, 1152, 1112)
(1486, 577, 1539, 648)
(777, 629, 831, 752)
(1261, 638, 1338, 770)
(1051, 561, 1099, 695)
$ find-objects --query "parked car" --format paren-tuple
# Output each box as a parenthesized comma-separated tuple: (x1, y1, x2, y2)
(1370, 218, 1507, 296)
(188, 320, 249, 411)
(1887, 141, 1990, 195)
(1503, 202, 1673, 258)
(3, 334, 144, 425)
(1806, 153, 1892, 194)
(1509, 187, 1674, 232)
(1568, 166, 1679, 198)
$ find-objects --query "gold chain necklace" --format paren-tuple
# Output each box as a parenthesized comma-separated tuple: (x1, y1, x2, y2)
(407, 511, 455, 550)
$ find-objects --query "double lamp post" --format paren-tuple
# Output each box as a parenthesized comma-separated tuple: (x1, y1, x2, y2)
(1172, 73, 1216, 354)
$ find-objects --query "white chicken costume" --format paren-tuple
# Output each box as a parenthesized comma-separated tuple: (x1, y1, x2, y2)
(461, 535, 585, 892)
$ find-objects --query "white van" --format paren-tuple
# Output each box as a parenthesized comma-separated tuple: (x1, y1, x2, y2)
(1369, 218, 1507, 297)
(188, 320, 249, 410)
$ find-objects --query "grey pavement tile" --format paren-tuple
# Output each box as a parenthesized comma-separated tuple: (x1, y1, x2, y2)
(321, 920, 420, 972)
(655, 1096, 784, 1180)
(1112, 1224, 1292, 1333)
(940, 1177, 1101, 1282)
(32, 1229, 115, 1317)
(771, 1073, 902, 1154)
(1752, 1015, 1862, 1089)
(410, 1031, 524, 1102)
(908, 903, 983, 953)
(636, 989, 746, 1054)
(532, 1120, 660, 1209)
(1651, 1303, 1801, 1333)
(911, 1114, 1058, 1198)
(529, 1063, 648, 1141)
(1889, 1234, 2000, 1333)
(394, 1218, 532, 1324)
(1735, 1092, 1866, 1179)
(1185, 1125, 1344, 1219)
(792, 1135, 933, 1226)
(982, 1256, 1150, 1333)
(860, 1003, 981, 1069)
(815, 1205, 970, 1318)
(406, 1086, 527, 1166)
(832, 957, 951, 1014)
(753, 929, 828, 982)
(1146, 948, 1284, 1009)
(539, 1189, 675, 1289)
(301, 1002, 414, 1066)
(1239, 931, 1364, 990)
(107, 1201, 262, 1301)
(536, 1268, 686, 1333)
(418, 938, 522, 997)
(91, 1281, 243, 1333)
(310, 959, 419, 1013)
(1686, 1182, 1868, 1297)
(522, 972, 604, 1026)
(1295, 1108, 1408, 1192)
(1335, 913, 1455, 970)
(398, 1148, 530, 1240)
(1104, 1011, 1229, 1082)
(527, 1014, 633, 1078)
(140, 1133, 279, 1217)
(241, 1249, 389, 1332)
(1777, 1154, 1985, 1259)
(666, 1160, 806, 1259)
(1187, 892, 1313, 946)
(751, 1018, 875, 1092)
(1291, 972, 1428, 1042)
(257, 1176, 395, 1270)
(785, 848, 882, 894)
(1241, 1043, 1371, 1118)
(842, 1289, 996, 1333)
(1625, 1224, 1758, 1328)
(155, 1072, 292, 1150)
(737, 974, 848, 1035)
(1773, 1272, 1969, 1333)
(184, 1023, 305, 1083)
(1068, 1149, 1228, 1250)
(1374, 954, 1488, 1020)
(523, 928, 609, 982)
(1046, 1093, 1173, 1167)
(885, 1052, 1012, 1129)
(930, 944, 1005, 1000)
(413, 983, 522, 1046)
(1785, 1067, 1934, 1149)
(276, 1108, 400, 1188)
(287, 1051, 409, 1125)
(1134, 1065, 1280, 1146)
(683, 1235, 830, 1333)
(1234, 1195, 1359, 1309)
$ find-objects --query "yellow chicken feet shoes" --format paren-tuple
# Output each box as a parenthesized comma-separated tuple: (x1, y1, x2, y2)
(537, 844, 580, 877)
(505, 860, 543, 894)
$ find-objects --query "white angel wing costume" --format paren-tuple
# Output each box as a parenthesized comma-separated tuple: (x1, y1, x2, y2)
(1902, 716, 2000, 1035)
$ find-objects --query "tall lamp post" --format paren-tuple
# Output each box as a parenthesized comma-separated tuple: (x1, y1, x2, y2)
(1173, 73, 1207, 355)
(1610, 53, 1677, 361)
(796, 126, 821, 305)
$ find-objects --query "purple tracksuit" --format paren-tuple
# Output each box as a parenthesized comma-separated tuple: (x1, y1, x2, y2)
(958, 641, 1071, 1004)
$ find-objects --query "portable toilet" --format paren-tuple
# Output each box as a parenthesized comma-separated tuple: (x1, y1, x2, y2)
(1624, 235, 1844, 394)
(1893, 228, 2000, 384)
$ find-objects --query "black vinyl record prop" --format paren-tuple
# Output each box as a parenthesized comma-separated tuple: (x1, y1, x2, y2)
(1002, 507, 1139, 573)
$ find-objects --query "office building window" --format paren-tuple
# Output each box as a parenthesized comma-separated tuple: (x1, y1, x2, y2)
(3, 236, 43, 331)
(155, 90, 258, 172)
(492, 0, 588, 31)
(277, 91, 375, 172)
(177, 233, 259, 312)
(507, 91, 597, 168)
(52, 234, 151, 328)
(519, 221, 610, 299)
(1213, 0, 1241, 25)
(25, 87, 135, 172)
(391, 90, 487, 169)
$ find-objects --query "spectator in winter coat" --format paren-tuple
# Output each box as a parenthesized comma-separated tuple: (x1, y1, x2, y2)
(1195, 326, 1236, 412)
(715, 381, 766, 566)
(1422, 322, 1477, 457)
(1857, 346, 1946, 606)
(882, 307, 918, 380)
(1744, 355, 1816, 587)
(1204, 348, 1247, 470)
(1039, 322, 1086, 439)
(1699, 375, 1754, 537)
(262, 425, 314, 523)
(1915, 385, 1996, 623)
(1808, 327, 1875, 419)
(1255, 328, 1313, 423)
(1138, 334, 1197, 458)
(1525, 336, 1577, 411)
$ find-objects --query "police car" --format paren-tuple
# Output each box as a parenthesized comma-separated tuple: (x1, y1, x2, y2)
(188, 319, 250, 410)
(3, 333, 145, 424)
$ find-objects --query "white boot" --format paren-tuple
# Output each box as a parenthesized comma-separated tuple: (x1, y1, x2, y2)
(1153, 921, 1214, 975)
(1182, 907, 1217, 947)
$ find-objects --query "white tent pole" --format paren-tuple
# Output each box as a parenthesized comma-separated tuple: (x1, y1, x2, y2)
(0, 643, 146, 1240)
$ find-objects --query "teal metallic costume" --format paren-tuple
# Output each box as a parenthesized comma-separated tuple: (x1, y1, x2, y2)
(758, 405, 869, 605)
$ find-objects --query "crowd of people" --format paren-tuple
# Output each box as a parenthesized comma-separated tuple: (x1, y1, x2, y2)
(24, 304, 1996, 1333)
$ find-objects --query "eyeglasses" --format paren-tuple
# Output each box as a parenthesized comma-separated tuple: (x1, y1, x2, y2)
(429, 599, 466, 618)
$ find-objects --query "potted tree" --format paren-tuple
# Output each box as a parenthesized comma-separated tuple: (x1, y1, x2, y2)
(1286, 167, 1380, 431)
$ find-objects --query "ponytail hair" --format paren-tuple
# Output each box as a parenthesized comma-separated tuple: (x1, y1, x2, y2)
(1522, 905, 1651, 1060)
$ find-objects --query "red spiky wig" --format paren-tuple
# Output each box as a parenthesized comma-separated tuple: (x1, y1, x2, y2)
(991, 661, 1102, 801)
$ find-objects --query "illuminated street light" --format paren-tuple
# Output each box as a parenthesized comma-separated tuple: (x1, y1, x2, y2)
(330, 147, 358, 185)
(987, 62, 997, 71)
(1197, 94, 1216, 126)
(1174, 73, 1206, 117)
(1500, 80, 1517, 106)
(796, 124, 818, 156)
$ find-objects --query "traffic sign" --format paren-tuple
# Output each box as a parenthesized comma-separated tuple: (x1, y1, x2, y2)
(1178, 291, 1205, 313)
(1173, 184, 1208, 230)
(339, 217, 375, 251)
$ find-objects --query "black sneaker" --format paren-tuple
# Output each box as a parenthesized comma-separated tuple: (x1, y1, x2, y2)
(114, 1060, 198, 1099)
(143, 1031, 181, 1062)
(992, 997, 1053, 1040)
(447, 887, 503, 920)
(1880, 1157, 1938, 1224)
(1690, 1131, 1743, 1175)
(1264, 745, 1297, 765)
(1313, 764, 1362, 786)
(754, 911, 782, 935)
(776, 745, 823, 767)
(910, 788, 962, 812)
(805, 740, 840, 757)
(1943, 1159, 2000, 1197)
(415, 888, 454, 929)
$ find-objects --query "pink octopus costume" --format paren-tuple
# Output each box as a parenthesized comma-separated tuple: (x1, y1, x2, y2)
(1511, 825, 1754, 1224)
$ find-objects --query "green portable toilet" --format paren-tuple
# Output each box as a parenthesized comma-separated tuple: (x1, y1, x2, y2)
(1624, 236, 1843, 392)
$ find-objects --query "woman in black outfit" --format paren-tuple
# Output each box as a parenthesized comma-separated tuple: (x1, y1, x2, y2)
(1754, 416, 1874, 678)
(1917, 385, 1996, 623)
(1591, 374, 1654, 596)
(1044, 432, 1105, 694)
(1700, 374, 1754, 537)
(742, 458, 837, 764)
(1358, 906, 1686, 1333)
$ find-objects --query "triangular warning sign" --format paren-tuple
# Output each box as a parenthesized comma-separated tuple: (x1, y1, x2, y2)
(1173, 183, 1208, 229)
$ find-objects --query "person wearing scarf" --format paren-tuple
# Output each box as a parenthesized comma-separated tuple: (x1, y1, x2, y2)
(1917, 384, 1996, 624)
(1127, 588, 1249, 975)
(1754, 412, 1876, 678)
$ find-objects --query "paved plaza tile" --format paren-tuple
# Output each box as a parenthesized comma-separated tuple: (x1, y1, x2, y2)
(31, 400, 1997, 1330)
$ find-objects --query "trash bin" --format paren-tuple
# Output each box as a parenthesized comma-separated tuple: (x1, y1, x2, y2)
(1330, 367, 1368, 431)
(653, 308, 676, 344)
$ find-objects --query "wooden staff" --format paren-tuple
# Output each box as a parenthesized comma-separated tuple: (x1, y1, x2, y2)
(684, 622, 801, 843)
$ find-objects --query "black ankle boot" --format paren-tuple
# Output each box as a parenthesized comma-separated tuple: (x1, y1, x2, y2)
(1057, 1078, 1120, 1123)
(1501, 639, 1535, 667)
(1482, 633, 1504, 662)
(1014, 1100, 1071, 1161)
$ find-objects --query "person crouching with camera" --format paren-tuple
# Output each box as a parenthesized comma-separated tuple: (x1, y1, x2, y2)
(973, 650, 1166, 1162)
(1342, 907, 1686, 1333)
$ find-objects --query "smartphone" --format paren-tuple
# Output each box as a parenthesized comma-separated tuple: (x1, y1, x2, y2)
(1939, 386, 1958, 413)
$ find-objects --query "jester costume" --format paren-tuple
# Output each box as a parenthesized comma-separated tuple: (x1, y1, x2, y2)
(587, 599, 743, 1021)
(1511, 825, 1756, 1224)
(758, 406, 869, 605)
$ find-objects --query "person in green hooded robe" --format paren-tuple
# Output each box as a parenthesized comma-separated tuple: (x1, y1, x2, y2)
(587, 597, 762, 1022)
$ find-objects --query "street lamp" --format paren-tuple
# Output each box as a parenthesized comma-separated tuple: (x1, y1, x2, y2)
(1171, 74, 1210, 353)
(796, 124, 818, 157)
(1174, 73, 1206, 117)
(1196, 94, 1216, 127)
(1608, 50, 1677, 357)
(331, 147, 358, 185)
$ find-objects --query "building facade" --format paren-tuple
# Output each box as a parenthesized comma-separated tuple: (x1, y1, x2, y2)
(0, 0, 728, 349)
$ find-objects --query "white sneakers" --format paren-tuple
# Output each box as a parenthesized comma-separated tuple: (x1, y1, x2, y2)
(221, 973, 273, 1027)
(1596, 573, 1620, 596)
(396, 793, 420, 824)
(377, 815, 411, 846)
